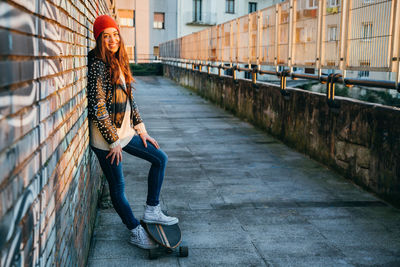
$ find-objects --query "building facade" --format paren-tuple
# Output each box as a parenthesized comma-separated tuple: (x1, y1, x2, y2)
(115, 0, 280, 62)
(149, 0, 178, 60)
(177, 0, 281, 37)
(115, 0, 177, 62)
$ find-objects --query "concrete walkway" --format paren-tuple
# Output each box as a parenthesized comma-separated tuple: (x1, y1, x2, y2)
(87, 76, 400, 266)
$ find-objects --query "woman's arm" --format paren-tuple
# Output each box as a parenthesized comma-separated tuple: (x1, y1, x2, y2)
(87, 60, 120, 147)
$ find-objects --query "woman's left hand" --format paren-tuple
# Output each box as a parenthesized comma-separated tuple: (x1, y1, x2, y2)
(139, 133, 160, 149)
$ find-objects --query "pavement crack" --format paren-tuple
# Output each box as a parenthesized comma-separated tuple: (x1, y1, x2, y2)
(251, 241, 272, 267)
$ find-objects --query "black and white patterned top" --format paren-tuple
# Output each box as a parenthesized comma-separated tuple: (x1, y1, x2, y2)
(87, 49, 145, 146)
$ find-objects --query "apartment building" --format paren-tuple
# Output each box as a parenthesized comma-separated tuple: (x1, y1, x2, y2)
(178, 0, 281, 37)
(114, 0, 279, 62)
(114, 0, 177, 62)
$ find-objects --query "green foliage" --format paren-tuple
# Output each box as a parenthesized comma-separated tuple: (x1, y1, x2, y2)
(359, 90, 400, 107)
(295, 81, 319, 91)
(130, 63, 163, 76)
(334, 84, 349, 97)
(295, 82, 400, 107)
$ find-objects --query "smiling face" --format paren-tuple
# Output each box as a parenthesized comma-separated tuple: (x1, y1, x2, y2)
(102, 27, 120, 54)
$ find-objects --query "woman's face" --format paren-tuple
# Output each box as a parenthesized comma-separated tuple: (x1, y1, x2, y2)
(102, 27, 120, 54)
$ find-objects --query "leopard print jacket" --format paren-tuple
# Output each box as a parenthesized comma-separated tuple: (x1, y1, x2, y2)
(87, 50, 143, 145)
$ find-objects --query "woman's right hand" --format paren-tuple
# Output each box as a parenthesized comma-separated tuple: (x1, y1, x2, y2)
(106, 144, 122, 165)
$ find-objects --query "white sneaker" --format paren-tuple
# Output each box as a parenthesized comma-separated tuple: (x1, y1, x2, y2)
(143, 204, 179, 225)
(130, 225, 158, 249)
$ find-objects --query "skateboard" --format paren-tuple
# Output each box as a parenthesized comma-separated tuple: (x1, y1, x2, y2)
(141, 219, 189, 259)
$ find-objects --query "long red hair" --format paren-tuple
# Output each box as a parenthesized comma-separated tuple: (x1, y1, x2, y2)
(94, 32, 134, 86)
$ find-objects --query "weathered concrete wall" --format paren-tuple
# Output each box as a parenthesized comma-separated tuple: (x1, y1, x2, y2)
(0, 0, 110, 266)
(164, 64, 400, 206)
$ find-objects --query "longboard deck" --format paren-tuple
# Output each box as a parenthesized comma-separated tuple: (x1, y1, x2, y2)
(141, 221, 182, 249)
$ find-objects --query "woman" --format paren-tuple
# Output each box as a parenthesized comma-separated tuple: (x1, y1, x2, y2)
(87, 15, 178, 249)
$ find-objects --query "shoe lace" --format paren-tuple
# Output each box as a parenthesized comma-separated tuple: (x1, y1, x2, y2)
(139, 227, 154, 245)
(153, 205, 162, 216)
(134, 227, 145, 242)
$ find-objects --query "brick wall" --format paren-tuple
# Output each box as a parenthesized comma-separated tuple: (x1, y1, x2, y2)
(164, 65, 400, 207)
(0, 0, 112, 266)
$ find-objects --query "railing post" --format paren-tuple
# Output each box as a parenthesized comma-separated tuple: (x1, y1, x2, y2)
(252, 65, 258, 84)
(257, 10, 262, 66)
(236, 18, 240, 64)
(339, 0, 351, 71)
(274, 4, 279, 67)
(248, 13, 251, 66)
(230, 21, 234, 63)
(316, 0, 324, 72)
(390, 0, 400, 91)
(326, 73, 342, 108)
(217, 24, 221, 62)
(288, 0, 294, 67)
(279, 69, 290, 98)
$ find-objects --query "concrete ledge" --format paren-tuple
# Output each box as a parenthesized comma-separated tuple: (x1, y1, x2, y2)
(163, 64, 400, 207)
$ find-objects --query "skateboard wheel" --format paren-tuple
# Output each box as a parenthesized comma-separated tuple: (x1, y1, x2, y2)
(149, 249, 158, 260)
(179, 246, 189, 257)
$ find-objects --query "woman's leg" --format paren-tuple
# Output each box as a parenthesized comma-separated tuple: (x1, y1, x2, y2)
(90, 146, 140, 230)
(122, 135, 168, 206)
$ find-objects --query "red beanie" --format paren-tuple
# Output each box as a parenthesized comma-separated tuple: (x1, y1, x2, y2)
(93, 15, 119, 40)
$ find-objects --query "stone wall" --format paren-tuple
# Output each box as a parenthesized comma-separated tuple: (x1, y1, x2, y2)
(164, 64, 400, 206)
(0, 0, 110, 266)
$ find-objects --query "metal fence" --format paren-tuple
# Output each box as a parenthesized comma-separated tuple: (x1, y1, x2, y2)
(160, 0, 400, 92)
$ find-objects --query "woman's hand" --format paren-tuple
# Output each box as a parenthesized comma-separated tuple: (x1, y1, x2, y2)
(139, 133, 160, 149)
(106, 144, 123, 165)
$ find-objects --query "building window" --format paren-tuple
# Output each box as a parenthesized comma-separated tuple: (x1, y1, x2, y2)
(358, 61, 370, 77)
(226, 0, 235, 14)
(193, 0, 202, 22)
(126, 45, 134, 60)
(328, 0, 339, 7)
(305, 68, 315, 74)
(118, 10, 134, 27)
(153, 46, 159, 59)
(153, 12, 165, 29)
(306, 0, 318, 9)
(296, 27, 304, 43)
(328, 26, 337, 41)
(249, 2, 257, 13)
(362, 22, 372, 41)
(358, 70, 369, 77)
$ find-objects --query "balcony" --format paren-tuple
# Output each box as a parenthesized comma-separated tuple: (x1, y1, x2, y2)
(184, 11, 217, 26)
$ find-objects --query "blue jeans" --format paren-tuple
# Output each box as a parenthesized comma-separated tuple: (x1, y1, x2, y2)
(90, 135, 168, 230)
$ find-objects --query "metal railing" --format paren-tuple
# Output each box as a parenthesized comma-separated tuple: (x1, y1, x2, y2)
(160, 0, 400, 101)
(128, 54, 162, 63)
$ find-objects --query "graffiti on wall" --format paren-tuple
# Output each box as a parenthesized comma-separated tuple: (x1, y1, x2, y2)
(0, 184, 40, 266)
(0, 0, 95, 266)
